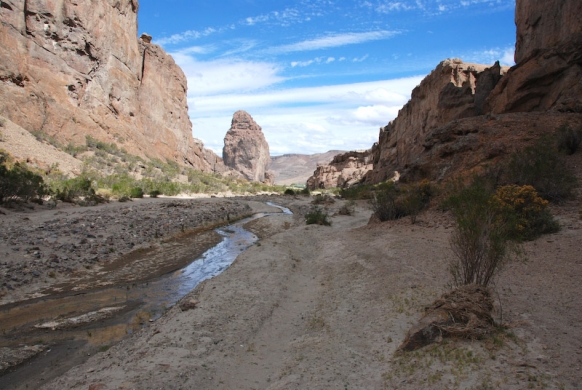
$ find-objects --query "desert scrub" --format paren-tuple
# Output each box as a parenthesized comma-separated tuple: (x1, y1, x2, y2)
(129, 186, 144, 198)
(305, 207, 331, 226)
(557, 124, 582, 155)
(492, 185, 559, 241)
(338, 200, 356, 215)
(507, 137, 578, 203)
(445, 177, 521, 287)
(0, 151, 48, 204)
(370, 180, 434, 222)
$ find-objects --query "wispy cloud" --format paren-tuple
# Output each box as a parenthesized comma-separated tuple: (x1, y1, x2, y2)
(186, 76, 423, 155)
(365, 0, 514, 15)
(271, 30, 399, 53)
(466, 46, 515, 66)
(290, 56, 338, 67)
(155, 27, 220, 46)
(171, 51, 285, 96)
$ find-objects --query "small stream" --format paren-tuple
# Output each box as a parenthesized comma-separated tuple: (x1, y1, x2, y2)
(0, 202, 292, 389)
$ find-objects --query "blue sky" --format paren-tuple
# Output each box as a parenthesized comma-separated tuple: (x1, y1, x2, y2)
(137, 0, 516, 156)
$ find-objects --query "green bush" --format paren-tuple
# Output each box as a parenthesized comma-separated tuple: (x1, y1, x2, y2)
(445, 177, 516, 287)
(338, 200, 356, 216)
(507, 137, 578, 203)
(0, 152, 47, 203)
(305, 207, 331, 226)
(54, 175, 105, 205)
(149, 190, 161, 198)
(129, 187, 144, 198)
(370, 181, 408, 221)
(300, 187, 311, 196)
(557, 124, 582, 155)
(284, 188, 296, 195)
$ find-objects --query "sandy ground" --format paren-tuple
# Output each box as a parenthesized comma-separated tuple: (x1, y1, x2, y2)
(17, 194, 578, 390)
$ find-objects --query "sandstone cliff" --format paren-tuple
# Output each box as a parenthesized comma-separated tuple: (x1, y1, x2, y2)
(0, 0, 219, 171)
(222, 111, 273, 183)
(361, 0, 582, 184)
(306, 150, 373, 190)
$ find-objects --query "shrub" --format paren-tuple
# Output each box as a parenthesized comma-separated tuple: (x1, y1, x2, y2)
(149, 190, 161, 198)
(0, 153, 47, 203)
(300, 187, 311, 196)
(284, 188, 296, 195)
(491, 185, 560, 240)
(129, 187, 144, 198)
(557, 124, 582, 155)
(370, 181, 407, 221)
(305, 207, 331, 226)
(55, 176, 94, 203)
(312, 193, 335, 205)
(338, 200, 356, 216)
(507, 137, 578, 203)
(446, 177, 517, 287)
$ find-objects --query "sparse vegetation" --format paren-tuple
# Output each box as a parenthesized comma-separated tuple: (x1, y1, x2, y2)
(370, 180, 435, 223)
(443, 177, 525, 287)
(557, 124, 582, 155)
(338, 200, 356, 215)
(492, 184, 560, 241)
(305, 207, 331, 226)
(506, 137, 578, 203)
(0, 151, 47, 204)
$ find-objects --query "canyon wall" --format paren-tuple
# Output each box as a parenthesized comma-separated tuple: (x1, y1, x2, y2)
(359, 0, 582, 184)
(0, 0, 219, 171)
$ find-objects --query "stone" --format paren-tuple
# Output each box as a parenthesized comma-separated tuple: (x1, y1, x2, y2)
(307, 150, 374, 190)
(222, 111, 273, 183)
(179, 299, 199, 311)
(365, 59, 508, 184)
(0, 0, 222, 172)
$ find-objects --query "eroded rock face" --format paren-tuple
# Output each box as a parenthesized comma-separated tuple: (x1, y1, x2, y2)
(485, 0, 582, 114)
(366, 59, 508, 183)
(0, 0, 219, 171)
(362, 0, 582, 185)
(222, 111, 273, 183)
(306, 150, 373, 190)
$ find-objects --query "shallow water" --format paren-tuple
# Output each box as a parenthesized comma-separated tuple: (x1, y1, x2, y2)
(0, 203, 292, 389)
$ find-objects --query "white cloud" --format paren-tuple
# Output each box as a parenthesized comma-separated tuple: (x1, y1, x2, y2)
(187, 77, 423, 155)
(466, 46, 516, 66)
(171, 52, 285, 96)
(271, 30, 399, 53)
(155, 27, 219, 46)
(353, 54, 369, 62)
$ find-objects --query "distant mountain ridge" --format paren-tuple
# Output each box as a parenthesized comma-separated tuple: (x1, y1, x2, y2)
(270, 150, 346, 185)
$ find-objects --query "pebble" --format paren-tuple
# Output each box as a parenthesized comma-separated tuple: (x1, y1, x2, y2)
(0, 200, 252, 294)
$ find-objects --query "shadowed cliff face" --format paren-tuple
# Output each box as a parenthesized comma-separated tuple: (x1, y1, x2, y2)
(0, 0, 220, 171)
(222, 110, 273, 183)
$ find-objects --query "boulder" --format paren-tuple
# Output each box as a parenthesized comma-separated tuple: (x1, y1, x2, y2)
(222, 111, 273, 183)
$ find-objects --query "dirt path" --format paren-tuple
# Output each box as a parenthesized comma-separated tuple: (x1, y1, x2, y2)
(1, 195, 580, 389)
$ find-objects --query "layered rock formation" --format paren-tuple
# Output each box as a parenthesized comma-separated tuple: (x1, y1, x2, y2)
(0, 0, 220, 171)
(361, 0, 582, 184)
(306, 150, 373, 190)
(222, 111, 273, 183)
(366, 59, 509, 183)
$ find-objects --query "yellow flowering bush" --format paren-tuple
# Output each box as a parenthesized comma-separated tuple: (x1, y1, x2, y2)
(492, 185, 559, 240)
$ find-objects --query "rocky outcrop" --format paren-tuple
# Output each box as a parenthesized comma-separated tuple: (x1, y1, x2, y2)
(366, 59, 508, 183)
(306, 150, 373, 190)
(485, 0, 582, 114)
(0, 0, 220, 171)
(363, 0, 582, 184)
(222, 111, 273, 183)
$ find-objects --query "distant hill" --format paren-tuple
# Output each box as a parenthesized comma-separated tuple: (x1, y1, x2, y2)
(270, 150, 346, 185)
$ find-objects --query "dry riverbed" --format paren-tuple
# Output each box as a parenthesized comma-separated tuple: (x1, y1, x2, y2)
(1, 195, 582, 389)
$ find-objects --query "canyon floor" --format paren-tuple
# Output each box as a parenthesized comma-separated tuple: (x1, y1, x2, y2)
(1, 195, 581, 389)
